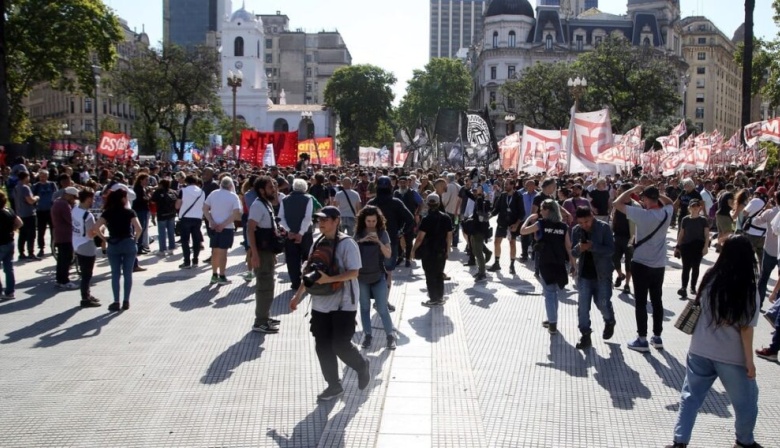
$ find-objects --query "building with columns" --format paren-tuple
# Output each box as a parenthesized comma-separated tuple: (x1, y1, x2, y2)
(470, 0, 686, 138)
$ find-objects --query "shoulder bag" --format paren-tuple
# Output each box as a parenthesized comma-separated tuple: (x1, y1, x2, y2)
(633, 210, 668, 250)
(674, 295, 701, 335)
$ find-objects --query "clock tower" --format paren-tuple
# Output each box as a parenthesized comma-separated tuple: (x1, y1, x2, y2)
(219, 3, 269, 131)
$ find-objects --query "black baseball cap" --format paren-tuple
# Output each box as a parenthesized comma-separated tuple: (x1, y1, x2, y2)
(314, 206, 341, 219)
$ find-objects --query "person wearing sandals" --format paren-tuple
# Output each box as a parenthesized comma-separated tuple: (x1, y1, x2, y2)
(667, 235, 763, 448)
(354, 206, 395, 350)
(92, 188, 142, 312)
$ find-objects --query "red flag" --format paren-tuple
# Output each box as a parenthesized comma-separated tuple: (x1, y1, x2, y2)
(97, 132, 130, 158)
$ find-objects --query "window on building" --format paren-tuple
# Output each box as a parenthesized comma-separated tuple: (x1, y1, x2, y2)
(489, 91, 496, 104)
(493, 31, 498, 48)
(234, 37, 244, 57)
(84, 98, 92, 114)
(696, 79, 705, 88)
(306, 67, 312, 77)
(70, 100, 74, 114)
(698, 37, 707, 44)
(490, 66, 497, 80)
(545, 34, 553, 50)
(84, 119, 93, 132)
(266, 53, 273, 63)
(594, 36, 603, 46)
(508, 31, 516, 48)
(697, 52, 706, 60)
(643, 37, 651, 46)
(695, 107, 705, 119)
(576, 35, 584, 51)
(266, 39, 272, 49)
(696, 93, 705, 103)
(306, 82, 312, 92)
(508, 65, 515, 79)
(266, 69, 273, 78)
(507, 98, 515, 109)
(697, 67, 705, 74)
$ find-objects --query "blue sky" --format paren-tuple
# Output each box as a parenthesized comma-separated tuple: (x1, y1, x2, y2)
(107, 0, 777, 103)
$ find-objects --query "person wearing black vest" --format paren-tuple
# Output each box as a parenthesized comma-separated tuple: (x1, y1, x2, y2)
(279, 178, 315, 290)
(520, 199, 573, 335)
(489, 179, 525, 275)
(611, 182, 637, 294)
(461, 185, 492, 282)
(248, 176, 282, 334)
(411, 193, 453, 307)
(393, 176, 422, 267)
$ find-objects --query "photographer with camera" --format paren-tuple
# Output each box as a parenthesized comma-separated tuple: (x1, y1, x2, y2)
(289, 206, 370, 402)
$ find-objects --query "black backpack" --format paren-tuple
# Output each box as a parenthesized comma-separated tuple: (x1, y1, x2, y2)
(304, 234, 345, 296)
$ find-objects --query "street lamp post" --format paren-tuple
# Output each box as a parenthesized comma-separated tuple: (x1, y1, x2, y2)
(59, 123, 71, 159)
(567, 76, 588, 112)
(681, 73, 691, 120)
(227, 70, 243, 150)
(92, 65, 101, 148)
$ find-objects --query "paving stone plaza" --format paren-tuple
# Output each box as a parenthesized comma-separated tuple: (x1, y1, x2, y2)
(0, 228, 778, 448)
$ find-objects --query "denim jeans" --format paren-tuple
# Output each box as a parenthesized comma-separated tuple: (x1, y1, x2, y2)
(577, 276, 616, 335)
(107, 237, 137, 303)
(359, 276, 394, 337)
(157, 219, 176, 252)
(673, 353, 759, 445)
(539, 276, 560, 324)
(757, 249, 779, 307)
(0, 242, 15, 294)
(136, 210, 149, 250)
(179, 217, 203, 264)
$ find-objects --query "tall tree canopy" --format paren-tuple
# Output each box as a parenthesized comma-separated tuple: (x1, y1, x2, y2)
(1, 0, 124, 142)
(323, 64, 396, 162)
(501, 36, 681, 134)
(397, 58, 472, 132)
(112, 45, 221, 160)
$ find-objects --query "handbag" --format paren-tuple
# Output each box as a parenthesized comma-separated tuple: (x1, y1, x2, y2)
(674, 296, 702, 335)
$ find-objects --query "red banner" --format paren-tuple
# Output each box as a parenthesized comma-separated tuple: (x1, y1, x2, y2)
(297, 138, 336, 165)
(97, 132, 130, 158)
(240, 131, 298, 166)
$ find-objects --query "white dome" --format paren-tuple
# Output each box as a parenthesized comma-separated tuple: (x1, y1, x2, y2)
(230, 8, 256, 23)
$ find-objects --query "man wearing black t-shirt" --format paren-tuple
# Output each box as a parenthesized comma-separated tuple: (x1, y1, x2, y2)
(589, 178, 612, 223)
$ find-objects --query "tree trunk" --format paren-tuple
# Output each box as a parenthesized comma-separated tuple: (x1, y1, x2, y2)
(741, 0, 755, 144)
(0, 0, 11, 143)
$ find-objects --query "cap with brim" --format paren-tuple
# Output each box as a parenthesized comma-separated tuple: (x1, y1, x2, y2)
(427, 193, 441, 204)
(314, 206, 341, 219)
(688, 199, 701, 207)
(63, 187, 79, 196)
(377, 176, 392, 189)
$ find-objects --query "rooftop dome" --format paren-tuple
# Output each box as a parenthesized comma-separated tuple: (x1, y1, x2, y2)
(485, 0, 534, 18)
(230, 8, 256, 23)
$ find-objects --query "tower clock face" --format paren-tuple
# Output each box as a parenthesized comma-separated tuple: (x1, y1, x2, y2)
(235, 61, 243, 69)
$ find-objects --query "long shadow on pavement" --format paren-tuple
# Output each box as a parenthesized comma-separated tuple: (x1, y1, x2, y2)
(408, 308, 453, 343)
(536, 333, 588, 378)
(35, 312, 120, 347)
(464, 285, 499, 309)
(646, 350, 733, 418)
(0, 283, 60, 315)
(267, 400, 338, 448)
(201, 331, 265, 384)
(588, 342, 652, 410)
(170, 285, 222, 312)
(212, 283, 254, 308)
(1, 306, 81, 344)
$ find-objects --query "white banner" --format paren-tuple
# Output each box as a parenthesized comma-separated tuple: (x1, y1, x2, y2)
(498, 132, 521, 172)
(569, 109, 614, 174)
(520, 127, 562, 174)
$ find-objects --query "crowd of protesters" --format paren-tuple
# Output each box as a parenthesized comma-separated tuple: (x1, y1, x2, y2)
(2, 151, 778, 447)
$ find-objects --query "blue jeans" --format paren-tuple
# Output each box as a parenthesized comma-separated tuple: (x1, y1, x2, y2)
(577, 276, 616, 335)
(757, 249, 778, 307)
(359, 276, 394, 337)
(136, 210, 149, 250)
(107, 238, 137, 303)
(539, 276, 560, 324)
(674, 353, 759, 445)
(157, 219, 176, 252)
(0, 242, 15, 294)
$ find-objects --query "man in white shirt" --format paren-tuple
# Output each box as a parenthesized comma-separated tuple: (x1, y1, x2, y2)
(203, 176, 242, 285)
(742, 187, 769, 263)
(333, 177, 361, 236)
(176, 175, 205, 269)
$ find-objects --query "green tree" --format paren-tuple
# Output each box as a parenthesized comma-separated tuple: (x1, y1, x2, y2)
(324, 64, 396, 162)
(736, 1, 780, 112)
(112, 45, 221, 160)
(574, 36, 681, 133)
(100, 117, 121, 134)
(397, 58, 472, 132)
(500, 61, 578, 130)
(1, 0, 123, 142)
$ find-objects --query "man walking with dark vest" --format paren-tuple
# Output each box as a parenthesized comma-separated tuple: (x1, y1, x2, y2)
(279, 178, 315, 290)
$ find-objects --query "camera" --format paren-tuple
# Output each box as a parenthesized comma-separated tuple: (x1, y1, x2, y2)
(580, 232, 589, 244)
(302, 261, 327, 287)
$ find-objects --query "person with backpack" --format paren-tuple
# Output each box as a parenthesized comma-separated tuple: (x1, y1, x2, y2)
(740, 187, 768, 263)
(289, 206, 370, 402)
(71, 189, 102, 308)
(151, 178, 178, 256)
(392, 175, 422, 267)
(354, 206, 395, 350)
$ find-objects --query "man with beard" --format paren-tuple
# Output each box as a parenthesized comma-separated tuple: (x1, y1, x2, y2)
(248, 176, 282, 334)
(489, 178, 524, 275)
(393, 176, 422, 267)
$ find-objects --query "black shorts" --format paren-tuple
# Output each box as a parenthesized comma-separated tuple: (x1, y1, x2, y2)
(495, 225, 520, 240)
